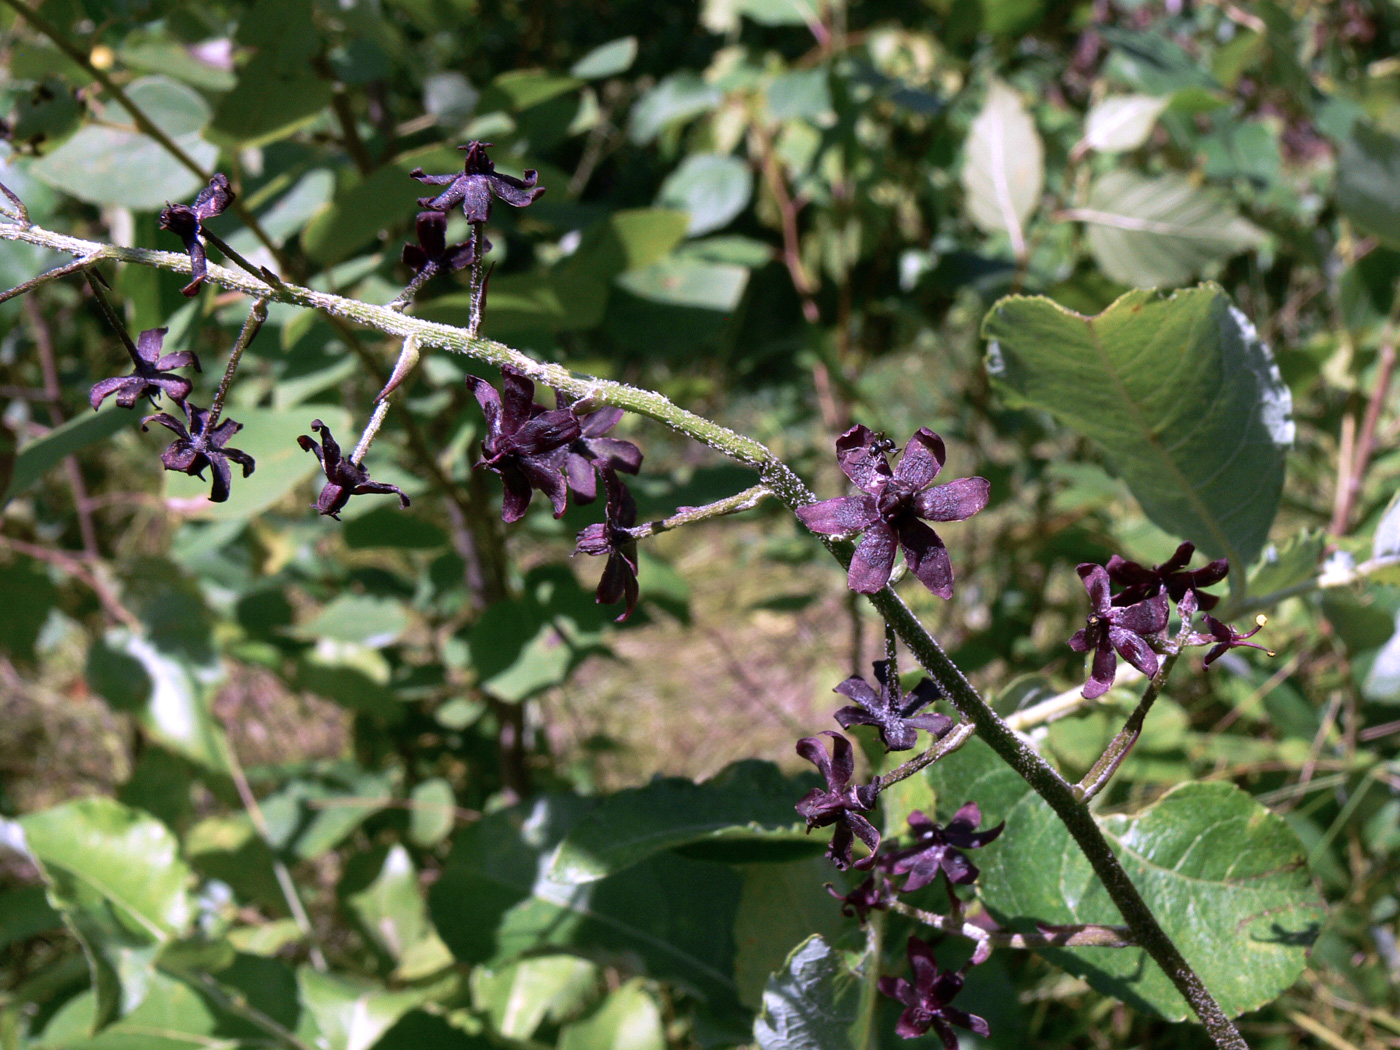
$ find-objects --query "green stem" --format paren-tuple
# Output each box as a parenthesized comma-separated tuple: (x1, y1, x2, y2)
(1, 216, 1247, 1049)
(628, 484, 771, 538)
(1074, 649, 1179, 804)
(0, 253, 98, 305)
(208, 298, 268, 425)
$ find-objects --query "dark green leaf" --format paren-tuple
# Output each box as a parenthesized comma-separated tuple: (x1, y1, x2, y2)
(752, 935, 868, 1050)
(1338, 123, 1400, 249)
(983, 284, 1293, 570)
(3, 406, 140, 504)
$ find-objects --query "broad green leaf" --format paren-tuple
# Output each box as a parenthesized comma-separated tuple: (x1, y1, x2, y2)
(983, 284, 1293, 570)
(657, 154, 754, 236)
(430, 794, 744, 1015)
(298, 969, 428, 1050)
(342, 845, 450, 976)
(34, 972, 221, 1050)
(628, 73, 722, 143)
(480, 70, 582, 111)
(224, 169, 336, 255)
(210, 55, 332, 147)
(1075, 170, 1266, 287)
(559, 981, 665, 1050)
(472, 955, 599, 1039)
(1079, 94, 1169, 154)
(615, 257, 749, 308)
(1249, 528, 1326, 596)
(3, 405, 140, 504)
(408, 778, 457, 847)
(704, 0, 818, 29)
(733, 859, 849, 1011)
(1337, 123, 1400, 249)
(86, 628, 228, 772)
(925, 739, 1325, 1019)
(372, 1012, 493, 1050)
(752, 935, 867, 1050)
(548, 760, 820, 884)
(571, 36, 638, 79)
(1100, 26, 1218, 95)
(116, 35, 237, 91)
(960, 80, 1044, 250)
(301, 144, 461, 265)
(160, 405, 351, 519)
(18, 798, 193, 1026)
(297, 594, 409, 646)
(765, 68, 834, 122)
(27, 77, 217, 209)
(260, 772, 393, 861)
(564, 208, 691, 278)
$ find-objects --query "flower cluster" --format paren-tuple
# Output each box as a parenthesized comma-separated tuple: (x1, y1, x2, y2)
(1068, 542, 1272, 697)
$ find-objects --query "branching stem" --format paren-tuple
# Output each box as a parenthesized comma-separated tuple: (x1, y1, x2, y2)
(209, 298, 268, 424)
(890, 900, 1135, 965)
(626, 484, 772, 539)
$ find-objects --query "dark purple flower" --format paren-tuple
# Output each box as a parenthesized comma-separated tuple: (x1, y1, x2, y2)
(89, 327, 200, 410)
(878, 803, 1004, 892)
(826, 874, 895, 923)
(1107, 541, 1229, 611)
(574, 467, 640, 621)
(833, 660, 953, 752)
(1191, 613, 1274, 667)
(142, 402, 254, 503)
(159, 173, 234, 298)
(401, 210, 477, 277)
(297, 419, 410, 520)
(409, 141, 545, 224)
(795, 731, 880, 871)
(878, 936, 990, 1046)
(796, 425, 989, 597)
(556, 393, 643, 505)
(1069, 563, 1169, 699)
(465, 369, 581, 522)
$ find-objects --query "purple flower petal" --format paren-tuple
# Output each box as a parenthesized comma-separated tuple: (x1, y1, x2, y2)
(894, 427, 945, 489)
(914, 476, 991, 522)
(835, 424, 892, 492)
(899, 519, 954, 599)
(796, 494, 878, 535)
(848, 521, 899, 593)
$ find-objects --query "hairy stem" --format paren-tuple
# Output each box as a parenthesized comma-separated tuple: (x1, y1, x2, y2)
(1074, 650, 1180, 804)
(209, 298, 268, 424)
(0, 253, 98, 305)
(1, 216, 1247, 1047)
(627, 484, 771, 539)
(891, 900, 1135, 958)
(875, 722, 976, 792)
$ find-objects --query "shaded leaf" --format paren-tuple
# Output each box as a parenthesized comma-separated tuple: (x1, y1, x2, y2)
(1337, 123, 1400, 249)
(3, 405, 139, 504)
(657, 154, 754, 236)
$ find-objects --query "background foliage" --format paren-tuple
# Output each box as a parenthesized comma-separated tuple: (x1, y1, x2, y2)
(3, 0, 1400, 1047)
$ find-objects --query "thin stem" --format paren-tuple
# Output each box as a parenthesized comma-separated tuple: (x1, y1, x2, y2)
(1074, 650, 1181, 804)
(208, 298, 268, 424)
(84, 269, 142, 362)
(468, 225, 486, 338)
(890, 900, 1135, 961)
(215, 734, 329, 972)
(626, 484, 771, 539)
(350, 400, 391, 466)
(201, 230, 281, 290)
(875, 722, 976, 792)
(1331, 337, 1396, 535)
(177, 970, 315, 1050)
(1004, 666, 1146, 732)
(884, 619, 898, 682)
(389, 264, 437, 311)
(0, 178, 29, 225)
(0, 253, 98, 305)
(0, 536, 140, 631)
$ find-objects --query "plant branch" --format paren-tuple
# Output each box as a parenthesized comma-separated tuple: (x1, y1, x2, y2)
(0, 253, 98, 305)
(626, 484, 772, 539)
(1074, 650, 1181, 804)
(0, 178, 30, 225)
(208, 298, 268, 424)
(0, 535, 139, 631)
(890, 900, 1135, 965)
(0, 215, 1248, 1047)
(875, 722, 977, 792)
(1331, 336, 1396, 535)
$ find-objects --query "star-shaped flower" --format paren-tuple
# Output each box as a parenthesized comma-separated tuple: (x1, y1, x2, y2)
(878, 803, 1004, 892)
(409, 141, 545, 224)
(159, 173, 234, 298)
(574, 466, 640, 621)
(89, 327, 200, 410)
(833, 660, 953, 752)
(826, 874, 895, 923)
(796, 425, 989, 597)
(795, 731, 881, 871)
(1107, 541, 1229, 611)
(465, 369, 581, 522)
(401, 210, 477, 278)
(297, 419, 410, 520)
(878, 936, 990, 1046)
(1191, 613, 1274, 667)
(556, 393, 643, 504)
(1069, 563, 1169, 699)
(142, 402, 254, 503)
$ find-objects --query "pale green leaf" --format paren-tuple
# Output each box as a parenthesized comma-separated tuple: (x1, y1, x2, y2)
(1079, 94, 1169, 154)
(961, 80, 1044, 250)
(559, 981, 665, 1050)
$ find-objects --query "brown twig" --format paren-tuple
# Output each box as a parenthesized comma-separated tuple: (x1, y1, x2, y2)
(0, 535, 139, 630)
(1331, 338, 1396, 535)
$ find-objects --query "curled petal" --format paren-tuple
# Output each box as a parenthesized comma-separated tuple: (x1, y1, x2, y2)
(510, 409, 582, 457)
(833, 675, 882, 711)
(1077, 563, 1112, 614)
(898, 519, 954, 599)
(1067, 627, 1092, 653)
(1084, 642, 1117, 699)
(835, 424, 892, 492)
(1111, 592, 1169, 636)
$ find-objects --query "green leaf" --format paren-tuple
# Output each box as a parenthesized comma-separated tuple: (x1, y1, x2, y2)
(0, 560, 58, 664)
(628, 73, 722, 144)
(752, 935, 867, 1050)
(657, 154, 754, 236)
(564, 208, 691, 278)
(960, 80, 1044, 248)
(301, 144, 462, 265)
(209, 55, 333, 147)
(1079, 94, 1169, 154)
(86, 628, 229, 772)
(342, 845, 434, 962)
(548, 760, 820, 884)
(297, 594, 409, 646)
(1249, 528, 1326, 596)
(559, 980, 666, 1050)
(571, 36, 639, 79)
(1075, 170, 1266, 288)
(160, 405, 351, 519)
(732, 859, 850, 1011)
(260, 772, 393, 861)
(34, 972, 221, 1050)
(983, 284, 1293, 569)
(472, 955, 599, 1039)
(18, 798, 193, 1026)
(27, 77, 217, 210)
(1337, 123, 1400, 249)
(925, 739, 1325, 1019)
(0, 885, 62, 953)
(3, 405, 140, 504)
(430, 794, 744, 1014)
(765, 68, 834, 123)
(297, 969, 428, 1050)
(408, 778, 456, 847)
